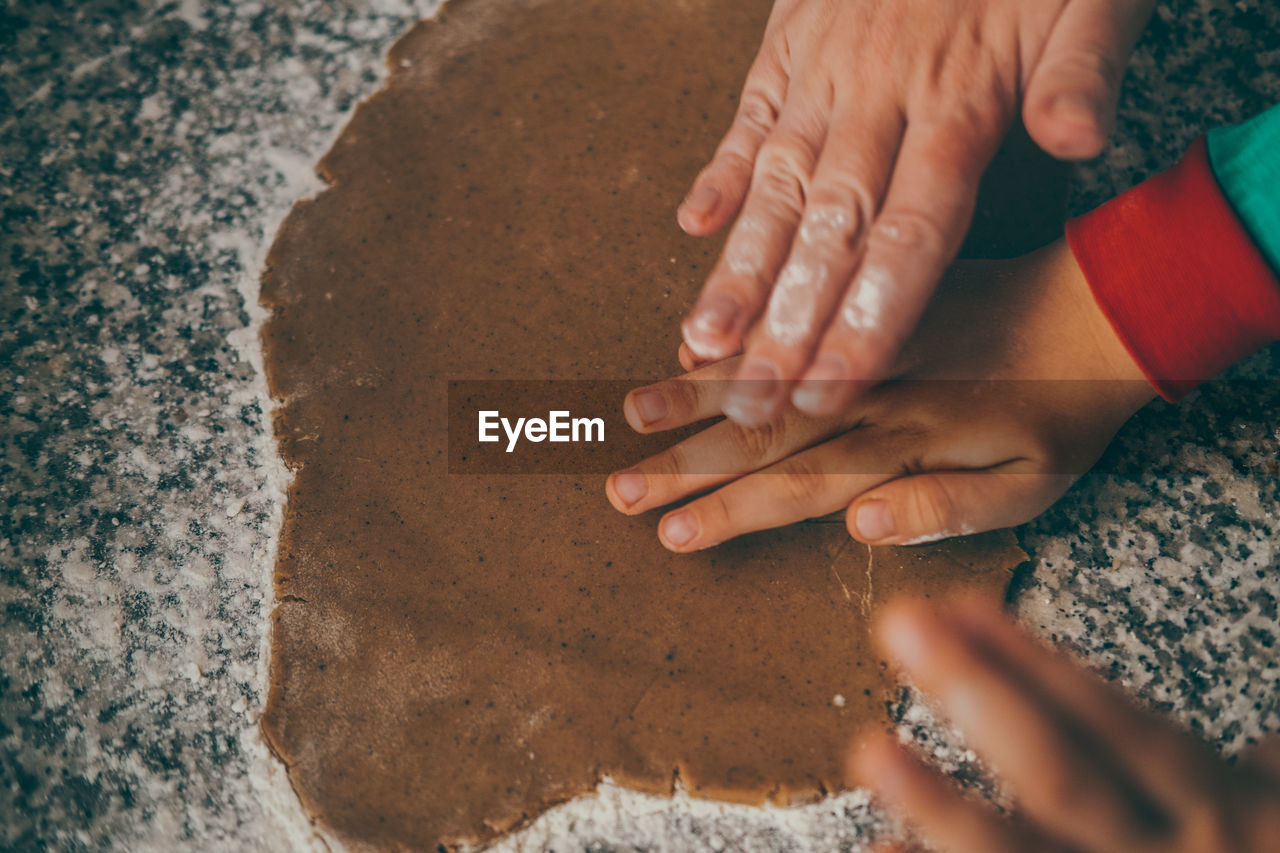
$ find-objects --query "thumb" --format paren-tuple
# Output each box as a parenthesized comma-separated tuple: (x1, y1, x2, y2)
(845, 469, 1076, 545)
(1023, 0, 1156, 161)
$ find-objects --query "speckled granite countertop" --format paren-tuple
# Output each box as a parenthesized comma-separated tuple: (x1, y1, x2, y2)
(3, 1, 1278, 850)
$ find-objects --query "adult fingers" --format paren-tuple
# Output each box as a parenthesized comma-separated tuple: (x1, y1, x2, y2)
(945, 597, 1227, 815)
(795, 118, 998, 416)
(879, 600, 1175, 852)
(846, 467, 1075, 545)
(1023, 0, 1156, 160)
(680, 100, 828, 367)
(651, 428, 899, 552)
(677, 40, 790, 235)
(607, 405, 850, 517)
(722, 96, 906, 426)
(851, 733, 1069, 853)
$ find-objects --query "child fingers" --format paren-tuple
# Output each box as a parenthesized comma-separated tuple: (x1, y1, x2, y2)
(607, 407, 853, 516)
(650, 429, 903, 551)
(605, 462, 723, 519)
(656, 468, 856, 552)
(622, 358, 740, 434)
(845, 469, 1074, 545)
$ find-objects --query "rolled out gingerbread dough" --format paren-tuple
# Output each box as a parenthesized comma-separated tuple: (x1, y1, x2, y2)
(260, 0, 1055, 847)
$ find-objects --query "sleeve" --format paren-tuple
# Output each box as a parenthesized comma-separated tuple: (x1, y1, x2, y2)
(1064, 110, 1280, 402)
(1208, 104, 1280, 275)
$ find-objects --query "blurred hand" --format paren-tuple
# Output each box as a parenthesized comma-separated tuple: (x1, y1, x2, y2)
(677, 0, 1155, 426)
(849, 596, 1280, 853)
(608, 239, 1154, 551)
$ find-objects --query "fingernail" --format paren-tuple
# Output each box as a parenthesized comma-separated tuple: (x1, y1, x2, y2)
(855, 500, 895, 541)
(683, 294, 740, 358)
(722, 358, 779, 425)
(612, 470, 647, 507)
(630, 389, 668, 426)
(792, 352, 850, 414)
(882, 609, 929, 670)
(1050, 92, 1101, 128)
(681, 184, 721, 219)
(661, 511, 697, 548)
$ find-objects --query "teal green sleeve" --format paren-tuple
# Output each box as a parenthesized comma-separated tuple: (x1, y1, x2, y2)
(1207, 103, 1280, 275)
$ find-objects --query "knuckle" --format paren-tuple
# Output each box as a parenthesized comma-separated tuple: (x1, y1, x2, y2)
(644, 445, 686, 481)
(690, 376, 723, 415)
(752, 141, 813, 210)
(720, 217, 774, 282)
(1049, 45, 1125, 89)
(946, 99, 1011, 149)
(775, 459, 830, 506)
(663, 442, 694, 479)
(870, 208, 949, 258)
(696, 489, 735, 533)
(666, 379, 703, 421)
(911, 107, 1005, 180)
(913, 36, 1017, 131)
(736, 89, 781, 135)
(906, 476, 956, 533)
(709, 144, 756, 181)
(730, 420, 782, 462)
(799, 186, 872, 249)
(765, 261, 829, 346)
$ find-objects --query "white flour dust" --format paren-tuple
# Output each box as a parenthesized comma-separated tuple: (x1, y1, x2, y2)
(841, 264, 891, 332)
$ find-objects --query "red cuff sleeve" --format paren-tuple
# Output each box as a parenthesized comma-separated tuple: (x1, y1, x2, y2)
(1065, 137, 1280, 400)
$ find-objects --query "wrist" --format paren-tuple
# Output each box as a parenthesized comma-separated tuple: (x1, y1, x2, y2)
(1029, 238, 1158, 413)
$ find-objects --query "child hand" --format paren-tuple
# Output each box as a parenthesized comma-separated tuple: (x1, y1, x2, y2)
(677, 0, 1155, 427)
(850, 597, 1280, 853)
(607, 239, 1155, 550)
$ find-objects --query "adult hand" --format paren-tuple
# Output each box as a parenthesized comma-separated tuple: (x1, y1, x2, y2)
(607, 239, 1155, 551)
(677, 0, 1155, 426)
(849, 596, 1280, 852)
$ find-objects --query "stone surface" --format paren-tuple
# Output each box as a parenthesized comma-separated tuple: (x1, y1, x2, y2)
(2, 0, 1278, 850)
